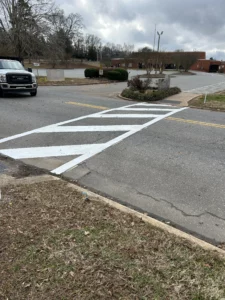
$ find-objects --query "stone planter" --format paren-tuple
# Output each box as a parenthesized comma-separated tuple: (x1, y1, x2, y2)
(135, 74, 171, 90)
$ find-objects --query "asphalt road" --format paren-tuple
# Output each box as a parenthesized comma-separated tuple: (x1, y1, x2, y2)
(33, 68, 225, 93)
(0, 84, 225, 245)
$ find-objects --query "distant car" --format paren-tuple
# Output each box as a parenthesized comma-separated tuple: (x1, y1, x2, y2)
(0, 59, 37, 97)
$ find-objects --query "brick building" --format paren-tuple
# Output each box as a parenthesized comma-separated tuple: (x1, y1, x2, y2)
(111, 51, 206, 69)
(190, 59, 225, 73)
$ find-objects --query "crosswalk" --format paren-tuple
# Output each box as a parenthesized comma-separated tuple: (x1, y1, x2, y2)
(185, 81, 225, 94)
(0, 103, 187, 175)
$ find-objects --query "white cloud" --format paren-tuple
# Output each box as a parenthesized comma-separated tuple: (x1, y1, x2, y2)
(56, 0, 225, 59)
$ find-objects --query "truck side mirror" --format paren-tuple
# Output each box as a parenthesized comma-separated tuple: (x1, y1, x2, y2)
(28, 67, 32, 72)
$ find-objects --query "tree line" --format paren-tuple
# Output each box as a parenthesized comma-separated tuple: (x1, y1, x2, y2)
(0, 0, 134, 65)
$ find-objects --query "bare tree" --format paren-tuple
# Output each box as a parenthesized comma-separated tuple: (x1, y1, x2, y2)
(178, 52, 198, 72)
(84, 34, 101, 61)
(0, 0, 56, 57)
(46, 10, 84, 65)
(123, 43, 134, 68)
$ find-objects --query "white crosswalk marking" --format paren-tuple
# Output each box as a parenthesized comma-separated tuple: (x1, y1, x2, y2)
(0, 144, 103, 159)
(36, 125, 142, 133)
(0, 103, 187, 174)
(118, 108, 175, 111)
(92, 114, 163, 118)
(185, 82, 225, 94)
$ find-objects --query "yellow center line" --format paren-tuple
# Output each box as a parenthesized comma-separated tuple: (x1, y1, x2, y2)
(166, 117, 225, 129)
(66, 101, 108, 110)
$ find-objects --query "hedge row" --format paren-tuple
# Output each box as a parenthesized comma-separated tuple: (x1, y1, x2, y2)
(84, 68, 99, 78)
(107, 71, 122, 80)
(121, 87, 181, 102)
(84, 68, 128, 81)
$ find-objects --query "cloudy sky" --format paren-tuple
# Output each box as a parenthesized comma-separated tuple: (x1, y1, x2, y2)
(56, 0, 225, 59)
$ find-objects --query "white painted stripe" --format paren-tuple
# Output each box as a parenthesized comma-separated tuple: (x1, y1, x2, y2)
(0, 128, 43, 145)
(0, 103, 139, 144)
(132, 103, 172, 107)
(36, 125, 142, 133)
(118, 108, 176, 112)
(185, 81, 225, 92)
(52, 107, 188, 174)
(0, 144, 104, 159)
(92, 114, 162, 118)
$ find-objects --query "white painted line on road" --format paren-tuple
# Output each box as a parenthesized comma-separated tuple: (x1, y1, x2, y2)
(36, 125, 142, 133)
(52, 107, 188, 174)
(118, 108, 177, 112)
(92, 114, 162, 118)
(185, 81, 225, 93)
(133, 103, 173, 107)
(0, 102, 188, 175)
(0, 144, 103, 159)
(0, 128, 43, 145)
(0, 103, 139, 144)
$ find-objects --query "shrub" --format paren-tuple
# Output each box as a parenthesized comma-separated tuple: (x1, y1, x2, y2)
(107, 71, 122, 81)
(116, 68, 129, 80)
(127, 76, 151, 92)
(121, 87, 181, 102)
(103, 68, 115, 77)
(84, 68, 99, 78)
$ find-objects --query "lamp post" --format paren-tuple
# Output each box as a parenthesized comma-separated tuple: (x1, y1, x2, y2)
(157, 31, 163, 52)
(156, 31, 163, 74)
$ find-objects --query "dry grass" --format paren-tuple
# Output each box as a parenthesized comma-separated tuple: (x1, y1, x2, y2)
(37, 76, 110, 86)
(189, 92, 225, 111)
(0, 180, 225, 300)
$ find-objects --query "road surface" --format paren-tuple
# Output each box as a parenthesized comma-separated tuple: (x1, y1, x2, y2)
(0, 84, 225, 245)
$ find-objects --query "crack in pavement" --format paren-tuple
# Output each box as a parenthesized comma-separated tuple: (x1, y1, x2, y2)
(159, 197, 225, 222)
(74, 163, 225, 223)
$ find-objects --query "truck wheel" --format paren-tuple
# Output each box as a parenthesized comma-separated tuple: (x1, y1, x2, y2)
(30, 90, 37, 97)
(0, 89, 5, 98)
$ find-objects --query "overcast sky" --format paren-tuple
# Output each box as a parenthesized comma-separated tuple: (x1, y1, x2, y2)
(56, 0, 225, 60)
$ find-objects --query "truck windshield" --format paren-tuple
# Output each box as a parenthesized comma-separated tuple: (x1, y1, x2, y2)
(0, 60, 24, 70)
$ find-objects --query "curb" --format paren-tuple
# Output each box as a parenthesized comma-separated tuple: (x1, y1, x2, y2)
(66, 181, 225, 257)
(117, 93, 136, 101)
(2, 174, 225, 256)
(117, 93, 163, 103)
(38, 81, 113, 87)
(117, 93, 185, 105)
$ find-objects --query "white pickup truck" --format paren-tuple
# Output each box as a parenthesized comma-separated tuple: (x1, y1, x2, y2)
(0, 59, 37, 97)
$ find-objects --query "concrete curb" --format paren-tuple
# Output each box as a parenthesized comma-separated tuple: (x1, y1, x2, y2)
(117, 93, 185, 105)
(117, 93, 164, 103)
(38, 81, 113, 87)
(2, 174, 225, 256)
(0, 174, 59, 188)
(66, 182, 225, 257)
(117, 93, 136, 102)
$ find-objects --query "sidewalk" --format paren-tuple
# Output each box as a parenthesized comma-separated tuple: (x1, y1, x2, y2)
(163, 92, 199, 106)
(0, 167, 225, 299)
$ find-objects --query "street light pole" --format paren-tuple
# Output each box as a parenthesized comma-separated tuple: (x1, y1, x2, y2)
(156, 31, 163, 74)
(157, 31, 163, 52)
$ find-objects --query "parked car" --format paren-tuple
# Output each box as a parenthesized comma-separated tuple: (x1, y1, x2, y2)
(0, 59, 37, 97)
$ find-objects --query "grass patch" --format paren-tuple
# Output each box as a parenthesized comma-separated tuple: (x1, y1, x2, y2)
(37, 76, 110, 86)
(189, 92, 225, 111)
(0, 180, 225, 299)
